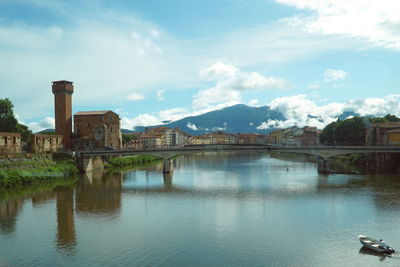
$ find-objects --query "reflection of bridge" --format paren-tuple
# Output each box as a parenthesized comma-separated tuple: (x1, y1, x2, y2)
(76, 144, 400, 173)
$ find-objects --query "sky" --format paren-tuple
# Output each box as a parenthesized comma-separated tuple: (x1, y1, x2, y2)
(1, 0, 400, 132)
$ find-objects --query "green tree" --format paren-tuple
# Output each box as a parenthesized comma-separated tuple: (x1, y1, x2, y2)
(0, 98, 32, 143)
(320, 117, 367, 145)
(334, 117, 366, 145)
(383, 114, 400, 122)
(0, 98, 19, 132)
(319, 120, 339, 145)
(122, 134, 138, 145)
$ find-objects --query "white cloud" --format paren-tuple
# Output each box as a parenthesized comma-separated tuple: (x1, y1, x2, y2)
(158, 107, 188, 122)
(344, 95, 400, 116)
(187, 122, 199, 131)
(257, 94, 400, 130)
(193, 62, 290, 110)
(28, 117, 55, 132)
(324, 69, 348, 82)
(156, 90, 165, 101)
(276, 0, 400, 51)
(121, 107, 190, 130)
(121, 114, 161, 130)
(248, 99, 260, 107)
(200, 62, 238, 81)
(126, 93, 145, 101)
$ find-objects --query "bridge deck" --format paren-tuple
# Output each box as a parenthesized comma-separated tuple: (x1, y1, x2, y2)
(77, 144, 400, 160)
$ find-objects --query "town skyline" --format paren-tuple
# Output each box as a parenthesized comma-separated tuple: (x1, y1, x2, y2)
(1, 0, 399, 132)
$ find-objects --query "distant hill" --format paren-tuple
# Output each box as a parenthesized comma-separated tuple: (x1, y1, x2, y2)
(121, 129, 136, 134)
(338, 111, 359, 120)
(35, 129, 55, 134)
(134, 104, 286, 135)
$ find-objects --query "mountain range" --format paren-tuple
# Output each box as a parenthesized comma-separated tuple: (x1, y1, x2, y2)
(132, 104, 359, 135)
(133, 104, 285, 135)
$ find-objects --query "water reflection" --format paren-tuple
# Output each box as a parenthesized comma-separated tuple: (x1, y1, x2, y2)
(359, 246, 390, 262)
(56, 187, 76, 251)
(2, 152, 400, 266)
(75, 170, 122, 217)
(0, 199, 23, 235)
(31, 191, 56, 207)
(163, 172, 173, 190)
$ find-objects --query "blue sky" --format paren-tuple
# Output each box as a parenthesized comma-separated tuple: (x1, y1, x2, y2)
(1, 0, 400, 131)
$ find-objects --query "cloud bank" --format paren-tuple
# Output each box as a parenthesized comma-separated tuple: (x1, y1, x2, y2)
(276, 0, 400, 51)
(257, 94, 400, 130)
(193, 62, 290, 110)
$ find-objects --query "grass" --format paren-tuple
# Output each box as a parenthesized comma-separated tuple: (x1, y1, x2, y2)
(105, 155, 162, 169)
(0, 158, 78, 188)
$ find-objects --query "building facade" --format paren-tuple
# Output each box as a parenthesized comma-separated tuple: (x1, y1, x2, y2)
(73, 111, 121, 150)
(145, 127, 189, 148)
(0, 132, 21, 153)
(366, 122, 400, 146)
(31, 134, 63, 153)
(267, 127, 319, 146)
(237, 133, 265, 144)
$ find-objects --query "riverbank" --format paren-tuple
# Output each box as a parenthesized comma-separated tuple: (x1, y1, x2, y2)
(0, 153, 78, 188)
(328, 153, 400, 174)
(104, 155, 162, 170)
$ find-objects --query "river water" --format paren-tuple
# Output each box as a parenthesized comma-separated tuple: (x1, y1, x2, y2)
(1, 151, 400, 266)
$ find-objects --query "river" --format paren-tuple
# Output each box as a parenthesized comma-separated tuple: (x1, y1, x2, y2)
(1, 151, 400, 266)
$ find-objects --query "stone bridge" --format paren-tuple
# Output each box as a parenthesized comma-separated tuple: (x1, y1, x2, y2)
(269, 145, 400, 173)
(76, 144, 400, 174)
(76, 144, 268, 173)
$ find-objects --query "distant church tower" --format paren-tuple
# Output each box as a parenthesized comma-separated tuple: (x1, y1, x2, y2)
(52, 80, 74, 149)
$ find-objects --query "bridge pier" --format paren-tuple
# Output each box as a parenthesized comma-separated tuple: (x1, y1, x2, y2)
(317, 158, 328, 174)
(163, 159, 174, 173)
(76, 154, 106, 173)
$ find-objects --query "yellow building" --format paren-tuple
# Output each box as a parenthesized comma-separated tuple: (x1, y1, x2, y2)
(386, 129, 400, 146)
(267, 129, 285, 145)
(192, 134, 211, 145)
(365, 122, 400, 146)
(237, 133, 265, 144)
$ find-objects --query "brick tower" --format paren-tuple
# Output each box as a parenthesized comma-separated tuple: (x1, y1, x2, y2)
(52, 80, 74, 149)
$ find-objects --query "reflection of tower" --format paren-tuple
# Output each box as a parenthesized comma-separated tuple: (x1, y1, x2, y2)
(76, 172, 122, 216)
(56, 187, 76, 250)
(52, 80, 74, 149)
